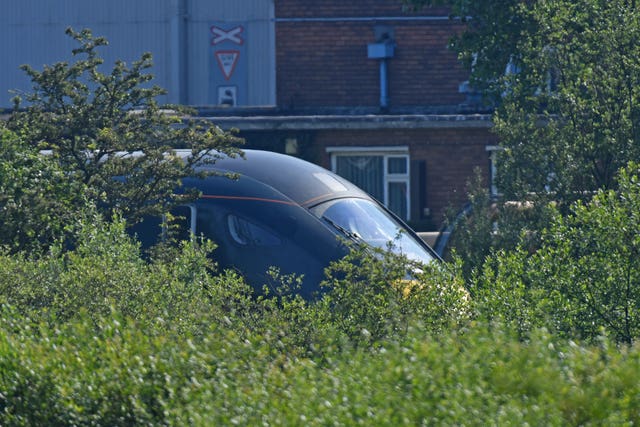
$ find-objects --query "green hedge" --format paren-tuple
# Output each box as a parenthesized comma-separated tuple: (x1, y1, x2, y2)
(2, 166, 640, 425)
(1, 310, 639, 426)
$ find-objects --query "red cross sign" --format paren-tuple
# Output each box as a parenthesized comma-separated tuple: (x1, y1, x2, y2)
(210, 25, 244, 45)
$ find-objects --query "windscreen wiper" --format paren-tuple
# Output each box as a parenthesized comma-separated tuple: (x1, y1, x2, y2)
(321, 216, 363, 244)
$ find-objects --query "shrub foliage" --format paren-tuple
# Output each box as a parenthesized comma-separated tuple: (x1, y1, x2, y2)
(471, 162, 640, 344)
(0, 197, 639, 424)
(2, 24, 640, 425)
(3, 28, 243, 254)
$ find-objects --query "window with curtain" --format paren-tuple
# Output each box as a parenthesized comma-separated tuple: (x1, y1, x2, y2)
(329, 148, 410, 220)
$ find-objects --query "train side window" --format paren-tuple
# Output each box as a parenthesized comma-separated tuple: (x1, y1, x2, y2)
(163, 205, 196, 242)
(227, 214, 281, 246)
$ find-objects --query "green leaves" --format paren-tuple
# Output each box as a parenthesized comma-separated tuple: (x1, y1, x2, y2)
(3, 303, 640, 425)
(320, 242, 470, 345)
(491, 0, 640, 199)
(407, 0, 640, 209)
(537, 163, 640, 344)
(5, 27, 243, 245)
(0, 126, 88, 254)
(471, 163, 640, 344)
(0, 162, 639, 423)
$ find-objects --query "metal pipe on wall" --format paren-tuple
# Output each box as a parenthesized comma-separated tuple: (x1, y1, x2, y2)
(380, 58, 388, 109)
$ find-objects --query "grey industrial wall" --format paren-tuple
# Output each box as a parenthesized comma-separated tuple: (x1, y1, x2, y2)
(0, 0, 275, 108)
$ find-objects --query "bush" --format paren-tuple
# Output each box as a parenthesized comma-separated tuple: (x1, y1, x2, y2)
(472, 162, 640, 344)
(319, 242, 471, 345)
(5, 162, 640, 423)
(0, 209, 256, 338)
(1, 311, 640, 425)
(442, 169, 557, 281)
(0, 126, 88, 254)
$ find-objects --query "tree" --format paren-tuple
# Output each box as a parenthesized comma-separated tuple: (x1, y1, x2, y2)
(0, 125, 88, 253)
(402, 1, 640, 282)
(495, 0, 640, 206)
(7, 28, 243, 226)
(404, 0, 640, 207)
(472, 162, 640, 344)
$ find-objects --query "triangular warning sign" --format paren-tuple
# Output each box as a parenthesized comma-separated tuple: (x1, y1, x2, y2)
(215, 50, 239, 80)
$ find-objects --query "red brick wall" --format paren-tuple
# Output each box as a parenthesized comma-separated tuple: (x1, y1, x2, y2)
(311, 127, 498, 225)
(269, 1, 495, 230)
(275, 0, 469, 110)
(274, 1, 450, 19)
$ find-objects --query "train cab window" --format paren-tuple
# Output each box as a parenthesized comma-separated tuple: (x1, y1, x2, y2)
(311, 198, 434, 265)
(127, 204, 195, 252)
(227, 214, 281, 247)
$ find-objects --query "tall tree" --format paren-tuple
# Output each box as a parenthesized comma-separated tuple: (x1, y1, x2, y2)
(7, 28, 243, 224)
(404, 0, 640, 206)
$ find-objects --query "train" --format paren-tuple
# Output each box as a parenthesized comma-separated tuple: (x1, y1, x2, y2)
(130, 149, 439, 299)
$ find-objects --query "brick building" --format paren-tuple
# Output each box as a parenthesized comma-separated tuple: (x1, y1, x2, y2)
(209, 0, 497, 231)
(0, 0, 497, 231)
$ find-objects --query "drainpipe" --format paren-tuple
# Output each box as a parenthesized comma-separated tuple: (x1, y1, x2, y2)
(379, 57, 389, 108)
(367, 38, 395, 110)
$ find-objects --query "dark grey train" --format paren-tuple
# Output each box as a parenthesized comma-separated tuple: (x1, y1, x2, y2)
(131, 150, 438, 299)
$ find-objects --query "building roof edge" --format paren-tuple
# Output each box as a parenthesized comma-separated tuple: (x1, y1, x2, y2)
(205, 114, 494, 131)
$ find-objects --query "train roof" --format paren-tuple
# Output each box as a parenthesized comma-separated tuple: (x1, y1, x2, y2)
(189, 149, 372, 208)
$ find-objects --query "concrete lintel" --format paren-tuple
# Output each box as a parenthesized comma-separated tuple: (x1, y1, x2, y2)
(205, 114, 494, 131)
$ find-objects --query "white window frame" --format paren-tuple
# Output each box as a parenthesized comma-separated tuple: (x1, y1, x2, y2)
(326, 146, 410, 220)
(160, 203, 197, 242)
(486, 145, 503, 198)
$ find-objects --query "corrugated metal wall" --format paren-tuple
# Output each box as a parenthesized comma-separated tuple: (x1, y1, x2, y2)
(0, 0, 275, 108)
(187, 0, 275, 106)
